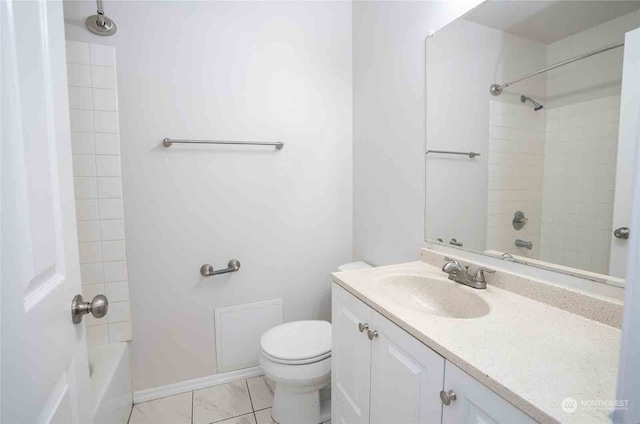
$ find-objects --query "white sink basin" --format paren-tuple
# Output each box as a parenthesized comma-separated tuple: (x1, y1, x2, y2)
(375, 275, 490, 319)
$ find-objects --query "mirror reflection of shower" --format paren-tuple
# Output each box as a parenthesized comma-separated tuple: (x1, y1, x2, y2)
(520, 94, 543, 111)
(86, 0, 117, 36)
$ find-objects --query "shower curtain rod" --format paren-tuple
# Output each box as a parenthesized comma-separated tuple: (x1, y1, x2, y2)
(489, 41, 624, 96)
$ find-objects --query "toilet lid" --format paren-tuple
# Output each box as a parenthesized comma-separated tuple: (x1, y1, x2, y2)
(260, 320, 331, 362)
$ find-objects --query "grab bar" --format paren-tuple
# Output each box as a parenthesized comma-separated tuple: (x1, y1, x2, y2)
(200, 259, 241, 277)
(426, 150, 480, 159)
(163, 138, 284, 150)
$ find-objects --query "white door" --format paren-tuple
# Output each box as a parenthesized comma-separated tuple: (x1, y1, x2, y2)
(441, 362, 535, 424)
(1, 0, 92, 422)
(369, 311, 445, 424)
(331, 284, 373, 424)
(609, 28, 640, 278)
(615, 26, 640, 424)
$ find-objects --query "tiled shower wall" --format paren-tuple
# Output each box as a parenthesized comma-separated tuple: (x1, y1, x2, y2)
(487, 101, 545, 258)
(66, 41, 132, 346)
(539, 96, 620, 274)
(487, 96, 620, 275)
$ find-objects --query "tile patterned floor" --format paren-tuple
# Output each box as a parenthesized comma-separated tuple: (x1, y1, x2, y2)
(128, 376, 331, 424)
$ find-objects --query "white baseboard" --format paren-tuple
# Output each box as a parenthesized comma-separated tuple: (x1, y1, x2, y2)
(133, 366, 264, 404)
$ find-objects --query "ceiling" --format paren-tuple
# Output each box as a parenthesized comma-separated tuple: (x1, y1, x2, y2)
(464, 0, 640, 44)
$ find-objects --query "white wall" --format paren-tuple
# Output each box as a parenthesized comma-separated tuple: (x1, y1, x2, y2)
(615, 26, 640, 424)
(352, 0, 482, 266)
(64, 1, 353, 391)
(425, 19, 546, 251)
(352, 1, 429, 266)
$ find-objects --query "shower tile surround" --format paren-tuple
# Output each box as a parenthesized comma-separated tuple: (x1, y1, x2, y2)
(487, 95, 620, 274)
(66, 41, 132, 346)
(539, 96, 620, 274)
(487, 101, 545, 259)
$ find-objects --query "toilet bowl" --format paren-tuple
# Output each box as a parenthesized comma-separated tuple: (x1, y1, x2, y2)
(259, 320, 332, 424)
(259, 261, 372, 424)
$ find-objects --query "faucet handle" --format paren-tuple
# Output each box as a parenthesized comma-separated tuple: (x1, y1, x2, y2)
(472, 267, 495, 283)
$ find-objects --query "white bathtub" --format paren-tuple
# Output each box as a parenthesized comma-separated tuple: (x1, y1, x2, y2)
(89, 342, 133, 424)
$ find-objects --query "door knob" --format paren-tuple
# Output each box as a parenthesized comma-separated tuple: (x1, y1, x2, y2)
(358, 322, 369, 333)
(367, 329, 378, 340)
(614, 227, 630, 239)
(440, 389, 457, 405)
(71, 294, 108, 324)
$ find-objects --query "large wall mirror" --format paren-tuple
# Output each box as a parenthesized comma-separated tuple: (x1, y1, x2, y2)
(425, 0, 640, 286)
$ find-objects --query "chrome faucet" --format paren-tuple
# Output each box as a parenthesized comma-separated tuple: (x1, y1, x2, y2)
(441, 257, 495, 289)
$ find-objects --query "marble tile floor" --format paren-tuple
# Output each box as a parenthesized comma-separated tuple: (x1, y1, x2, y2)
(128, 376, 331, 424)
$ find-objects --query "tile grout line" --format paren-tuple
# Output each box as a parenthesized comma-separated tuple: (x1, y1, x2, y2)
(126, 402, 134, 424)
(246, 378, 258, 424)
(208, 412, 256, 424)
(246, 378, 255, 411)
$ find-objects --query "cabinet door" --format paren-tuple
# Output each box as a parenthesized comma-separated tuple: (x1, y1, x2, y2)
(332, 284, 374, 424)
(369, 311, 445, 424)
(442, 362, 536, 424)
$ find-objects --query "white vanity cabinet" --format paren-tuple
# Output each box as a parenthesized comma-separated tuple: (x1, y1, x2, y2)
(441, 362, 536, 424)
(332, 284, 443, 424)
(332, 282, 375, 424)
(332, 283, 536, 424)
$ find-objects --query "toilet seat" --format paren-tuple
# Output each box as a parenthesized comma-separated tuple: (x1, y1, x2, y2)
(261, 320, 331, 364)
(261, 349, 331, 365)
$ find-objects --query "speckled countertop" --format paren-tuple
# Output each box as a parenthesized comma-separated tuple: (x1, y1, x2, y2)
(331, 260, 621, 424)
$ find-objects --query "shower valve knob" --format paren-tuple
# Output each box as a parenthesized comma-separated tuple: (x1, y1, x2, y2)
(71, 294, 109, 324)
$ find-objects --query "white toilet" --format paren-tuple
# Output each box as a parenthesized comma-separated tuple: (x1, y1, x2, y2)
(259, 261, 372, 424)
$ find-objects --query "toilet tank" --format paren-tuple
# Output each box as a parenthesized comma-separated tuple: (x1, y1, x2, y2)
(337, 261, 372, 272)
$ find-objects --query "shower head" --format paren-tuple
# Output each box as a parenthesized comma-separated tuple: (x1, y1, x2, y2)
(86, 0, 117, 36)
(520, 95, 543, 111)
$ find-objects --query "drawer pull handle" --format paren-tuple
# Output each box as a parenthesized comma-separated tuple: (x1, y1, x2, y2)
(358, 322, 369, 333)
(367, 329, 378, 340)
(440, 389, 457, 406)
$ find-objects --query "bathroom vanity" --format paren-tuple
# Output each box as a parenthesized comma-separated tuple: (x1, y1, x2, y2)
(330, 251, 622, 424)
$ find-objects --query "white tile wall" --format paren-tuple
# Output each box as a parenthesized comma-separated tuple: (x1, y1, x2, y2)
(68, 63, 92, 87)
(539, 96, 620, 274)
(487, 101, 545, 258)
(488, 96, 619, 274)
(67, 40, 132, 346)
(71, 132, 95, 155)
